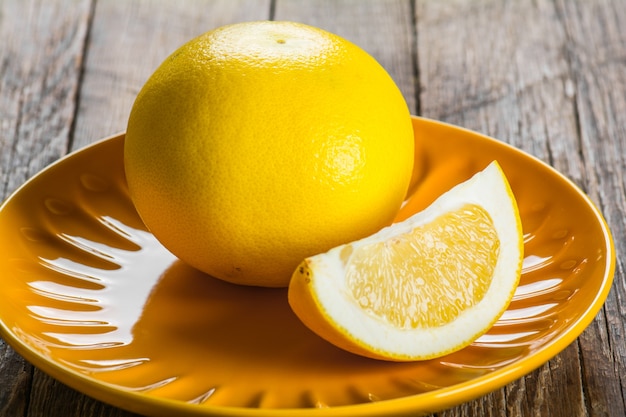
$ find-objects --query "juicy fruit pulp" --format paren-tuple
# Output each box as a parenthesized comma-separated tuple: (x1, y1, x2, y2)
(124, 21, 415, 287)
(348, 204, 498, 329)
(288, 161, 523, 361)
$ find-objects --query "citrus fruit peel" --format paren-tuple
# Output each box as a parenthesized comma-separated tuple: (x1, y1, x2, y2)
(288, 161, 523, 361)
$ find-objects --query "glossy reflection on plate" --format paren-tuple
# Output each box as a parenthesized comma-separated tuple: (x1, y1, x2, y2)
(0, 117, 615, 417)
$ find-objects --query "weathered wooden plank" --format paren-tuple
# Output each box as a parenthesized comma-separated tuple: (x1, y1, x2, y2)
(0, 341, 31, 417)
(274, 0, 418, 114)
(556, 0, 626, 416)
(71, 0, 272, 150)
(417, 0, 585, 181)
(0, 1, 91, 416)
(0, 0, 92, 197)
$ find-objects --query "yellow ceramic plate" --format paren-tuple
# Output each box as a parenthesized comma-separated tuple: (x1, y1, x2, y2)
(0, 117, 614, 417)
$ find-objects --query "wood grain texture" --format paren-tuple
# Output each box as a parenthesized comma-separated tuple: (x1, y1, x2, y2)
(71, 0, 271, 150)
(1, 0, 625, 416)
(0, 340, 31, 417)
(0, 0, 92, 196)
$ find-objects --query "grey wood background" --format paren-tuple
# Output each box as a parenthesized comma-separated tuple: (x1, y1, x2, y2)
(1, 0, 625, 416)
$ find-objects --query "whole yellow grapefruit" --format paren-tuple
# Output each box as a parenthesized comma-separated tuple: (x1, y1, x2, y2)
(124, 21, 414, 287)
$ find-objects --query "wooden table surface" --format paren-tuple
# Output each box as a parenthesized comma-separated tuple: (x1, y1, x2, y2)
(1, 1, 625, 416)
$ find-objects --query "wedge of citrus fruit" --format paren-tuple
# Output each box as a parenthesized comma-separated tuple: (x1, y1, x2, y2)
(288, 161, 523, 361)
(124, 21, 414, 287)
